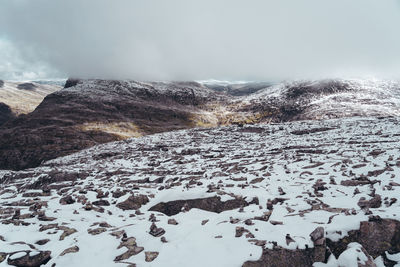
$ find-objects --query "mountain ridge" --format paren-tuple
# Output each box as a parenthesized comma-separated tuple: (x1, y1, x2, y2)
(0, 78, 399, 170)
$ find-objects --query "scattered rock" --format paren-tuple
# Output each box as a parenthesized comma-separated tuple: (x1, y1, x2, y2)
(168, 219, 178, 225)
(7, 250, 51, 267)
(149, 196, 257, 216)
(149, 223, 165, 237)
(59, 226, 77, 241)
(92, 200, 110, 206)
(60, 246, 79, 256)
(59, 195, 75, 205)
(115, 237, 144, 262)
(358, 195, 382, 209)
(87, 227, 107, 235)
(243, 246, 320, 267)
(145, 251, 159, 262)
(35, 239, 50, 246)
(116, 195, 149, 210)
(327, 218, 400, 259)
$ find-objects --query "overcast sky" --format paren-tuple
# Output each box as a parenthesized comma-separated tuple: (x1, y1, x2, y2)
(1, 0, 400, 81)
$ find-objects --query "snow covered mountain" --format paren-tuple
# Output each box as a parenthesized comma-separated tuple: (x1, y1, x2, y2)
(0, 116, 399, 266)
(0, 78, 399, 171)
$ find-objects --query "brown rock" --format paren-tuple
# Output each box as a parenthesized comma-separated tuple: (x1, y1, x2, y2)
(60, 246, 79, 256)
(35, 239, 50, 246)
(116, 195, 149, 210)
(201, 219, 209, 225)
(59, 195, 75, 205)
(168, 219, 178, 225)
(145, 251, 159, 262)
(115, 237, 144, 262)
(327, 219, 400, 259)
(92, 200, 110, 206)
(243, 246, 319, 267)
(310, 227, 324, 244)
(149, 223, 165, 237)
(358, 195, 382, 209)
(59, 226, 77, 241)
(149, 196, 258, 216)
(87, 227, 107, 235)
(7, 250, 51, 267)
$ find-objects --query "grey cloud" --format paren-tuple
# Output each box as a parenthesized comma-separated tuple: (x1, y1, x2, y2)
(1, 0, 400, 81)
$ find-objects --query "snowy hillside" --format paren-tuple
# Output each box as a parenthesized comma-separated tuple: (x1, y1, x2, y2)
(1, 116, 399, 266)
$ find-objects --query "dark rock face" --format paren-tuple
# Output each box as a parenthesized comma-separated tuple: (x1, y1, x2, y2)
(327, 218, 400, 259)
(149, 196, 257, 216)
(59, 195, 75, 205)
(243, 247, 319, 267)
(0, 79, 222, 170)
(17, 83, 37, 91)
(243, 227, 326, 267)
(116, 194, 149, 210)
(0, 80, 4, 88)
(7, 250, 51, 267)
(0, 102, 16, 126)
(245, 219, 400, 267)
(64, 78, 81, 88)
(357, 195, 382, 209)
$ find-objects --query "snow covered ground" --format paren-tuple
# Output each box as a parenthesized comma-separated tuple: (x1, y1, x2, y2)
(0, 116, 399, 266)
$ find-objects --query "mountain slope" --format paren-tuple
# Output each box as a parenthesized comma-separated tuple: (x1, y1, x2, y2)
(0, 81, 61, 116)
(0, 78, 399, 171)
(0, 116, 399, 267)
(0, 79, 224, 170)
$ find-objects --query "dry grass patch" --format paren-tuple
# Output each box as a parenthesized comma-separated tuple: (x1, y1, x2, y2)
(78, 122, 143, 139)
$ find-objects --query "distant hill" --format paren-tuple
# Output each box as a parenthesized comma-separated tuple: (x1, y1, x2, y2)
(0, 78, 399, 170)
(0, 80, 61, 116)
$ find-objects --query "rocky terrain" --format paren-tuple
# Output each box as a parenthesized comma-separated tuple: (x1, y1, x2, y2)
(0, 79, 225, 170)
(0, 78, 399, 171)
(0, 116, 399, 267)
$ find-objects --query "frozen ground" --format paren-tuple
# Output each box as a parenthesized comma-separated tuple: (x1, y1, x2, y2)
(0, 116, 399, 266)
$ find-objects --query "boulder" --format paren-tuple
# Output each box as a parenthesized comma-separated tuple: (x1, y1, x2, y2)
(117, 194, 149, 210)
(7, 250, 51, 267)
(149, 196, 258, 216)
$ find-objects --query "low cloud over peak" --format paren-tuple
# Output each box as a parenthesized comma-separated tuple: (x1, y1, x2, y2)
(1, 0, 400, 81)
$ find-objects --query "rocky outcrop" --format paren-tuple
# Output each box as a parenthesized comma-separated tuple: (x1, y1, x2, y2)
(63, 78, 80, 89)
(7, 250, 51, 267)
(243, 226, 326, 267)
(149, 196, 258, 216)
(0, 102, 15, 126)
(116, 194, 149, 210)
(244, 218, 400, 267)
(243, 247, 320, 267)
(327, 218, 400, 262)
